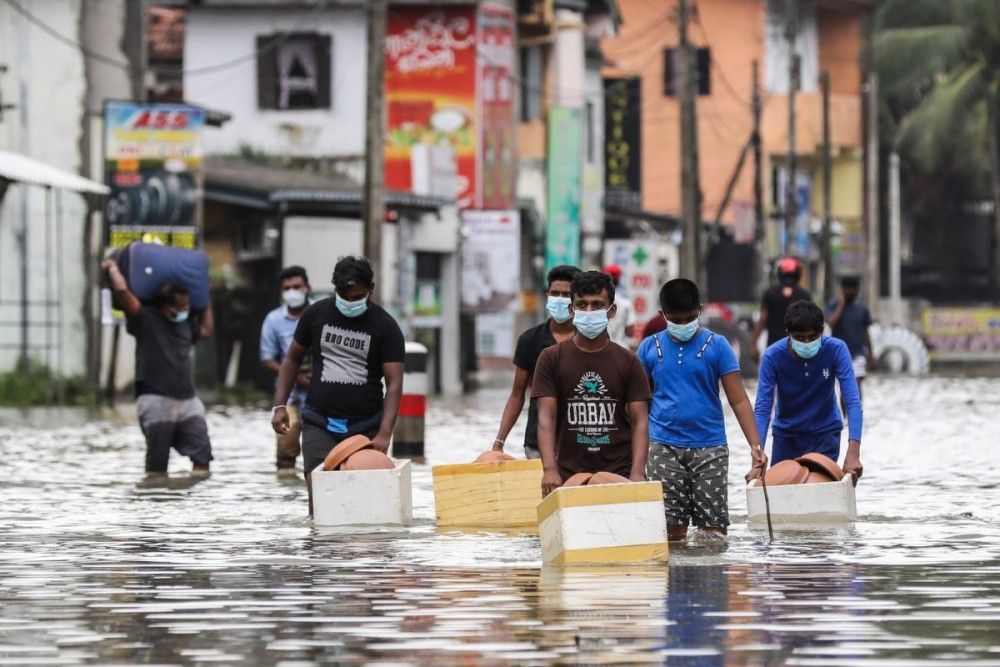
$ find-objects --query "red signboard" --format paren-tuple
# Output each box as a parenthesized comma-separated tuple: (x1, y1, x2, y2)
(478, 3, 516, 210)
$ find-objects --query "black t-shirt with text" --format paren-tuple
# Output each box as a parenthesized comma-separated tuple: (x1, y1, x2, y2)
(292, 299, 405, 420)
(126, 305, 202, 399)
(512, 321, 557, 450)
(761, 283, 812, 345)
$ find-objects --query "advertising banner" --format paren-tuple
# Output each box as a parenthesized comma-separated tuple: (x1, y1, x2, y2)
(103, 101, 204, 249)
(385, 6, 478, 208)
(603, 239, 663, 331)
(460, 210, 520, 314)
(478, 2, 517, 210)
(604, 77, 641, 211)
(923, 307, 1000, 358)
(546, 106, 583, 271)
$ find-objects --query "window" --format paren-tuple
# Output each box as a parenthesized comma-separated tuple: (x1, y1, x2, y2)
(764, 0, 818, 93)
(256, 33, 331, 110)
(663, 47, 711, 96)
(519, 45, 542, 121)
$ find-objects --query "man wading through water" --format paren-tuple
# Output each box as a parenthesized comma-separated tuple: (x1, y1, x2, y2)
(532, 270, 651, 496)
(491, 265, 581, 459)
(101, 258, 215, 474)
(271, 257, 405, 514)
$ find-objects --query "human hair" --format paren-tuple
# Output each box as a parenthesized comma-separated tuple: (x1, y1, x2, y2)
(547, 265, 581, 288)
(841, 275, 860, 289)
(571, 270, 615, 304)
(332, 256, 374, 291)
(785, 300, 824, 334)
(152, 280, 189, 308)
(659, 279, 701, 313)
(279, 265, 309, 284)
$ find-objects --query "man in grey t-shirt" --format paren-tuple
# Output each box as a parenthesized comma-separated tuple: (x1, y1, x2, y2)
(102, 258, 215, 474)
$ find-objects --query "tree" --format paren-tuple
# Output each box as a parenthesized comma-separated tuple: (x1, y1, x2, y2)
(876, 0, 1000, 293)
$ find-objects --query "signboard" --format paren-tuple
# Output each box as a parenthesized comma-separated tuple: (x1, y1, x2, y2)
(546, 106, 583, 270)
(604, 77, 641, 210)
(603, 239, 664, 331)
(923, 308, 1000, 358)
(103, 101, 204, 249)
(478, 3, 517, 210)
(385, 6, 477, 208)
(460, 210, 520, 314)
(775, 167, 812, 259)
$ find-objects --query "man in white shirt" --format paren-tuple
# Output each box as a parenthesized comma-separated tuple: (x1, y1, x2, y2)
(603, 264, 636, 348)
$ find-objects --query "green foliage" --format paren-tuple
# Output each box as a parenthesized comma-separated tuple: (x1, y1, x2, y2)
(0, 358, 97, 407)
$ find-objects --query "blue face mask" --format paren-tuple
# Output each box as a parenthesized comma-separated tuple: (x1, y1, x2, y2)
(335, 293, 368, 318)
(546, 296, 572, 323)
(666, 319, 699, 342)
(172, 309, 190, 323)
(791, 337, 822, 359)
(573, 309, 610, 339)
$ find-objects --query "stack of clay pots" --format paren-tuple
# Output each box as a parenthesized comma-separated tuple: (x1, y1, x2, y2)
(322, 435, 395, 471)
(762, 453, 844, 486)
(562, 471, 631, 487)
(473, 451, 517, 463)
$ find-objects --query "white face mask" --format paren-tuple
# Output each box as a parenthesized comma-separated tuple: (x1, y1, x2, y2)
(282, 288, 307, 309)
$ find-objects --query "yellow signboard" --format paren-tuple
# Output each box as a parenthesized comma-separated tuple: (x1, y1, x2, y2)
(922, 308, 1000, 357)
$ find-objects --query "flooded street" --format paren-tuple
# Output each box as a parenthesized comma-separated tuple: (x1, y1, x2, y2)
(2, 375, 999, 665)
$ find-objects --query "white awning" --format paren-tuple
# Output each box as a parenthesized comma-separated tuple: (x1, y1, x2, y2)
(0, 150, 110, 195)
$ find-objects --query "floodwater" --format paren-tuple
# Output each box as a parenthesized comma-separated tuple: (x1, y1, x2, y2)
(1, 376, 999, 665)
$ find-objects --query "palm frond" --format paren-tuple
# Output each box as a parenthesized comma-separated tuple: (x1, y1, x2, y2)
(876, 25, 968, 103)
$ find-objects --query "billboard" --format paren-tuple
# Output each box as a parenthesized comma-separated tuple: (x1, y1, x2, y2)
(103, 101, 204, 249)
(460, 210, 520, 314)
(604, 78, 641, 211)
(923, 308, 1000, 359)
(546, 106, 583, 270)
(478, 2, 517, 210)
(603, 239, 666, 332)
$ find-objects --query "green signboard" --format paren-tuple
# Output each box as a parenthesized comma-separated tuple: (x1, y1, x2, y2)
(546, 107, 583, 270)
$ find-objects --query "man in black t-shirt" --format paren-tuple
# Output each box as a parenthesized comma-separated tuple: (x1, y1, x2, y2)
(750, 257, 812, 363)
(490, 265, 580, 458)
(271, 256, 405, 513)
(102, 258, 215, 474)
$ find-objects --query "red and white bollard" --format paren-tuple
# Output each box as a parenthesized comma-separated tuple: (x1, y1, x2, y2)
(393, 341, 427, 460)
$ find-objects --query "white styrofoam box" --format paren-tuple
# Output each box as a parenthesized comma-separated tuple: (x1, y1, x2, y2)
(746, 474, 857, 525)
(311, 460, 412, 527)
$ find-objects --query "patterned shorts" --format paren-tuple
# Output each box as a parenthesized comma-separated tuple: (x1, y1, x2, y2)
(646, 443, 729, 528)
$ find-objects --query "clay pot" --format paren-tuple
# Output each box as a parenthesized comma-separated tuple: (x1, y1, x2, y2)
(805, 470, 835, 484)
(473, 451, 517, 463)
(796, 452, 845, 481)
(588, 471, 631, 485)
(322, 435, 375, 471)
(342, 449, 395, 471)
(763, 459, 809, 486)
(563, 472, 594, 487)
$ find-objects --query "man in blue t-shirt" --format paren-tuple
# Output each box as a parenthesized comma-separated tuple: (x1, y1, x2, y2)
(637, 279, 766, 541)
(754, 300, 864, 482)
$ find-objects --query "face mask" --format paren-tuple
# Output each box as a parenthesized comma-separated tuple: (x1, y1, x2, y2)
(336, 293, 368, 318)
(546, 296, 572, 323)
(666, 319, 699, 342)
(171, 309, 190, 323)
(791, 337, 822, 359)
(282, 288, 307, 309)
(573, 309, 609, 339)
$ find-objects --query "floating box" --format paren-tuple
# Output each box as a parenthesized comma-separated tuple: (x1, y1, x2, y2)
(746, 475, 857, 525)
(311, 460, 412, 527)
(537, 481, 669, 565)
(432, 459, 543, 528)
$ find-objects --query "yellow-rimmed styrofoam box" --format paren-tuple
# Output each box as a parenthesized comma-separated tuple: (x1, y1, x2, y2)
(311, 460, 413, 526)
(746, 475, 857, 525)
(432, 459, 543, 528)
(537, 481, 669, 565)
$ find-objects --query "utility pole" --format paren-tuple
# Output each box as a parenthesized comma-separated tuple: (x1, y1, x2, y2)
(888, 151, 902, 325)
(820, 70, 834, 304)
(783, 0, 799, 256)
(864, 73, 880, 315)
(752, 60, 765, 294)
(17, 9, 30, 368)
(678, 0, 703, 287)
(363, 0, 387, 296)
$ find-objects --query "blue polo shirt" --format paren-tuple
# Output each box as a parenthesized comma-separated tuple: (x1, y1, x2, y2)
(754, 336, 863, 443)
(637, 327, 740, 448)
(260, 305, 307, 406)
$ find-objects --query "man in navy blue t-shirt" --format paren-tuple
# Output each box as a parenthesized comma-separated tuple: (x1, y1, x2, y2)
(754, 300, 864, 482)
(637, 279, 766, 541)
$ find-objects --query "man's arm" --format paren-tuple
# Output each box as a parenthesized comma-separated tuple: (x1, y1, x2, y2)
(271, 340, 308, 434)
(492, 367, 531, 451)
(101, 258, 142, 317)
(721, 372, 767, 480)
(865, 311, 877, 369)
(626, 400, 649, 482)
(749, 307, 768, 362)
(370, 362, 404, 454)
(753, 353, 777, 450)
(260, 318, 282, 375)
(198, 304, 214, 340)
(826, 295, 846, 328)
(834, 343, 864, 482)
(537, 396, 561, 496)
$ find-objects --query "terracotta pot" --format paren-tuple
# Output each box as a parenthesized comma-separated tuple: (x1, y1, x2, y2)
(763, 459, 809, 486)
(473, 451, 517, 463)
(342, 449, 395, 471)
(322, 435, 375, 471)
(805, 470, 835, 484)
(563, 472, 594, 487)
(588, 471, 631, 485)
(796, 452, 845, 481)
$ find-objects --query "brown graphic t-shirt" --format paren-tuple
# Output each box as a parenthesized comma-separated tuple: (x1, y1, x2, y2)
(531, 338, 651, 480)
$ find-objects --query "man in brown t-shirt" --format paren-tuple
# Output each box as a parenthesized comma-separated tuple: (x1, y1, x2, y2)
(532, 270, 651, 495)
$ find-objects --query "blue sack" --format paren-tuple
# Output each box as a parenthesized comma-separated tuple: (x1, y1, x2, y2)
(113, 242, 210, 310)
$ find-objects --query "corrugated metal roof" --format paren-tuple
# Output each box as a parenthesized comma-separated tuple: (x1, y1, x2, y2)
(0, 150, 110, 194)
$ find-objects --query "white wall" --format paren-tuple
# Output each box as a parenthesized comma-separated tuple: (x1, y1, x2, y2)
(184, 7, 367, 158)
